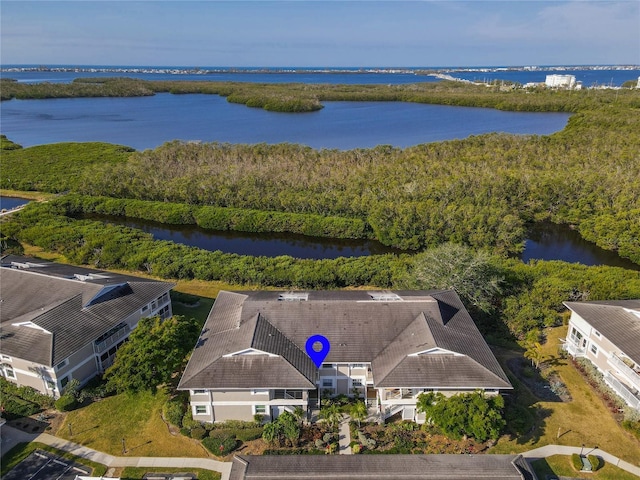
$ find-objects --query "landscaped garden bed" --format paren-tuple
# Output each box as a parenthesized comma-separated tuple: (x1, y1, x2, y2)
(351, 420, 486, 454)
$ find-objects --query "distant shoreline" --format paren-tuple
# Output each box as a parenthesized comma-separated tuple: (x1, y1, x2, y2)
(2, 64, 639, 76)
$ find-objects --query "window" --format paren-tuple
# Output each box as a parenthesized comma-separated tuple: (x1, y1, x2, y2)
(251, 389, 269, 395)
(322, 378, 334, 388)
(1, 355, 12, 362)
(352, 379, 364, 387)
(56, 359, 68, 371)
(570, 328, 583, 344)
(594, 330, 601, 338)
(351, 364, 365, 369)
(321, 363, 334, 369)
(254, 405, 266, 414)
(5, 367, 15, 379)
(194, 405, 208, 415)
(192, 389, 206, 395)
(151, 301, 157, 311)
(141, 305, 149, 313)
(60, 376, 70, 388)
(590, 344, 598, 356)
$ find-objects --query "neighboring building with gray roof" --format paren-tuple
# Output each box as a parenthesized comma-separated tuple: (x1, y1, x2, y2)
(179, 290, 511, 423)
(229, 454, 535, 480)
(0, 255, 174, 397)
(563, 300, 640, 411)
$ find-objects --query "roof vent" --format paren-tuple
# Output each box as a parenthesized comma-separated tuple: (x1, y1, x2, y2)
(278, 292, 309, 302)
(369, 292, 402, 302)
(10, 261, 49, 269)
(74, 273, 110, 282)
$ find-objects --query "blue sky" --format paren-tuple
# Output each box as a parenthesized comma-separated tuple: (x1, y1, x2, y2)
(1, 1, 638, 67)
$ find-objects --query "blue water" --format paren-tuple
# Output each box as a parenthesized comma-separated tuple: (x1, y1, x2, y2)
(0, 196, 31, 210)
(0, 94, 570, 150)
(2, 65, 638, 86)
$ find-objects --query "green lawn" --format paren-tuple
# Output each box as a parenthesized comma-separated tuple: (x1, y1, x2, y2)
(120, 467, 221, 480)
(0, 442, 107, 477)
(58, 390, 207, 458)
(490, 326, 640, 465)
(532, 455, 640, 480)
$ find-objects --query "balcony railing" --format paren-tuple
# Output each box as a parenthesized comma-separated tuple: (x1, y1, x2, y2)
(563, 341, 585, 358)
(385, 388, 419, 400)
(604, 371, 640, 411)
(273, 390, 304, 400)
(94, 325, 129, 353)
(608, 353, 640, 391)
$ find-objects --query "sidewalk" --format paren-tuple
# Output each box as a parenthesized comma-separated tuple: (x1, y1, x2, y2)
(338, 416, 352, 454)
(522, 444, 640, 478)
(0, 425, 232, 480)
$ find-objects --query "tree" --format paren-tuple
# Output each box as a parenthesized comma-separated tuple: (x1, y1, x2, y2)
(292, 406, 306, 426)
(524, 341, 544, 368)
(397, 242, 503, 313)
(350, 400, 368, 428)
(416, 391, 505, 442)
(319, 403, 342, 430)
(105, 315, 200, 394)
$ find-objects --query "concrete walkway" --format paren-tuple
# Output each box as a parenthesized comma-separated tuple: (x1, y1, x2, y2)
(0, 425, 232, 480)
(522, 444, 640, 477)
(338, 415, 352, 454)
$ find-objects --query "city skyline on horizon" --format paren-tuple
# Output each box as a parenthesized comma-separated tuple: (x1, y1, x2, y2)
(1, 1, 639, 68)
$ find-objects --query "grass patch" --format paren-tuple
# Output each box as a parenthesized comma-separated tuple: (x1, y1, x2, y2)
(58, 390, 206, 457)
(120, 467, 221, 480)
(0, 189, 56, 201)
(490, 325, 640, 465)
(0, 442, 107, 477)
(532, 455, 640, 480)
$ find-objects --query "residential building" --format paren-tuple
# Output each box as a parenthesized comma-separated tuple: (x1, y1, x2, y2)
(563, 300, 640, 411)
(179, 290, 511, 423)
(0, 255, 174, 397)
(229, 454, 535, 480)
(545, 74, 577, 89)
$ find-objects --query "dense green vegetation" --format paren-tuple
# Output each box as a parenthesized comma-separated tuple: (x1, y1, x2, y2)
(416, 391, 506, 442)
(56, 194, 372, 240)
(1, 142, 133, 192)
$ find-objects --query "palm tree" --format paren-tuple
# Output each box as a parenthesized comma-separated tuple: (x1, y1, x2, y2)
(292, 406, 306, 426)
(524, 342, 544, 369)
(319, 403, 342, 430)
(261, 422, 281, 447)
(350, 400, 368, 428)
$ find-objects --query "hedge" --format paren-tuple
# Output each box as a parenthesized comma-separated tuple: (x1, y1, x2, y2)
(54, 395, 77, 412)
(571, 453, 583, 471)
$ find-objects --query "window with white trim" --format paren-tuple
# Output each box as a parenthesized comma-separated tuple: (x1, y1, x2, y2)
(321, 363, 334, 369)
(56, 359, 68, 371)
(593, 330, 601, 338)
(352, 379, 364, 387)
(60, 376, 70, 389)
(322, 378, 334, 388)
(1, 355, 12, 362)
(590, 344, 598, 356)
(253, 405, 266, 415)
(192, 389, 206, 395)
(5, 367, 15, 378)
(141, 305, 149, 313)
(251, 389, 269, 395)
(194, 405, 208, 415)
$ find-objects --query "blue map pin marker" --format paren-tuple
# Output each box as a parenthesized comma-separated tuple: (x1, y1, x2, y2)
(305, 335, 331, 368)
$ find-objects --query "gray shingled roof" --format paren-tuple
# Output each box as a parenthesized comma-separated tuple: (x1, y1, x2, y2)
(0, 255, 174, 366)
(230, 454, 534, 480)
(565, 300, 640, 365)
(179, 289, 511, 391)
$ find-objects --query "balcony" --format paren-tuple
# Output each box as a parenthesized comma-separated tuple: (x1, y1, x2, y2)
(563, 341, 585, 358)
(384, 388, 420, 401)
(608, 353, 640, 392)
(604, 371, 640, 411)
(94, 323, 130, 353)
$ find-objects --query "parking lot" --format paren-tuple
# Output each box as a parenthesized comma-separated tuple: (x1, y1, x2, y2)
(2, 449, 91, 480)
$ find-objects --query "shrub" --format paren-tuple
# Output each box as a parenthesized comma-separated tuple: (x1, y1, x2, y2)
(588, 455, 602, 471)
(182, 410, 199, 430)
(571, 453, 583, 471)
(55, 395, 77, 412)
(1, 396, 40, 419)
(352, 444, 362, 454)
(163, 397, 186, 426)
(235, 427, 264, 442)
(190, 427, 206, 440)
(202, 434, 238, 456)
